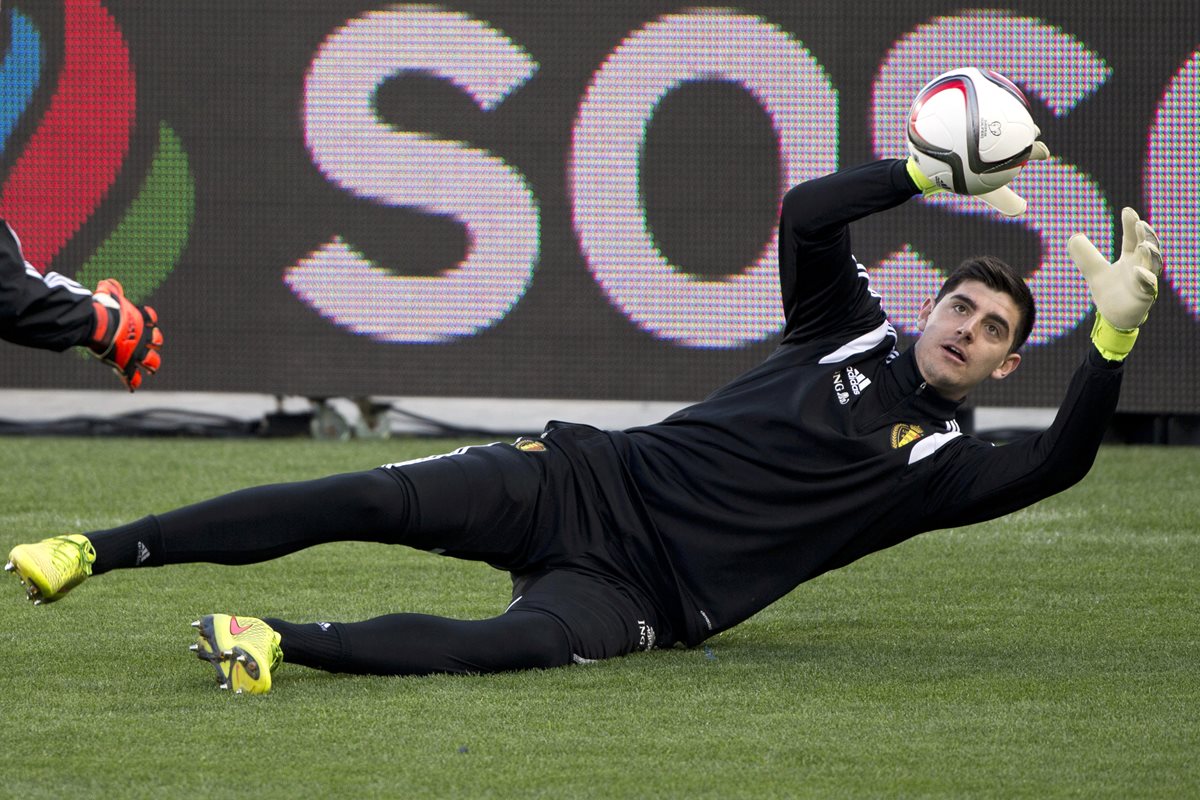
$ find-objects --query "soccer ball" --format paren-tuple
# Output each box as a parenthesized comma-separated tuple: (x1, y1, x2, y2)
(906, 67, 1040, 196)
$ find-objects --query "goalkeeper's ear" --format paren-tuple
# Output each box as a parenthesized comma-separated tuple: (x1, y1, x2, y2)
(990, 350, 1021, 381)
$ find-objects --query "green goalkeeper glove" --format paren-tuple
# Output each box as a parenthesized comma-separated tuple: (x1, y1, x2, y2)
(1067, 207, 1164, 361)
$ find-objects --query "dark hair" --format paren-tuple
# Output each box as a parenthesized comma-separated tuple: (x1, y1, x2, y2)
(935, 256, 1035, 352)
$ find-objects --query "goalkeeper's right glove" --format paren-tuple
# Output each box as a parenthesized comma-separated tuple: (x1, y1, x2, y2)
(905, 141, 1050, 217)
(1067, 207, 1164, 361)
(86, 279, 163, 391)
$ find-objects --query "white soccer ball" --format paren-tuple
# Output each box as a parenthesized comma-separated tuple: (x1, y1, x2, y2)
(906, 67, 1040, 196)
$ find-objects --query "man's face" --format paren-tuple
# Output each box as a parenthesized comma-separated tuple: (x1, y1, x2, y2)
(912, 279, 1023, 401)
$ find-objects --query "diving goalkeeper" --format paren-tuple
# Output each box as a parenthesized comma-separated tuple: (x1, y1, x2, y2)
(5, 150, 1162, 694)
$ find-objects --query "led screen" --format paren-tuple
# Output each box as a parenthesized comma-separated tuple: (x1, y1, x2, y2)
(0, 1, 1197, 412)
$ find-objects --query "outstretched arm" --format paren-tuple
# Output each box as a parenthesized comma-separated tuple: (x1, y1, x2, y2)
(920, 208, 1164, 528)
(920, 347, 1123, 529)
(777, 159, 918, 343)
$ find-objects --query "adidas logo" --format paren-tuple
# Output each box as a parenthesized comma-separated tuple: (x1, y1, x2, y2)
(846, 366, 872, 395)
(832, 366, 873, 406)
(135, 541, 151, 566)
(317, 622, 332, 632)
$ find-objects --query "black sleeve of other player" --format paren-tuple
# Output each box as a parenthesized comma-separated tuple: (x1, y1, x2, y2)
(0, 220, 95, 351)
(920, 348, 1123, 529)
(777, 159, 919, 343)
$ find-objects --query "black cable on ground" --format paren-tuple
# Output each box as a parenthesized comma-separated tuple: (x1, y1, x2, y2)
(0, 408, 259, 437)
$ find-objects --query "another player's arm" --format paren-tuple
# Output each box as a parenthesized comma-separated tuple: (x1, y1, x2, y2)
(0, 221, 162, 391)
(0, 221, 95, 351)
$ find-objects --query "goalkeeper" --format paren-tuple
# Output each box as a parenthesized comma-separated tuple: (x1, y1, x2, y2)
(5, 149, 1162, 694)
(0, 220, 162, 390)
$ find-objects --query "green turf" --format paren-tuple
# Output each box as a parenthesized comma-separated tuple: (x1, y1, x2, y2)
(0, 437, 1196, 798)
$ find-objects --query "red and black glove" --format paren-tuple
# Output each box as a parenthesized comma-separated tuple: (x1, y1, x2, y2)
(86, 279, 163, 391)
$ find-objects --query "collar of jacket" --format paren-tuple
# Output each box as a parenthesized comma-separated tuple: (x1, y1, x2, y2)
(876, 347, 964, 423)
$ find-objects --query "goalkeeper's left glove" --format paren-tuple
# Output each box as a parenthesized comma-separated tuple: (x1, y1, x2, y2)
(1067, 207, 1164, 361)
(905, 141, 1051, 217)
(86, 279, 163, 391)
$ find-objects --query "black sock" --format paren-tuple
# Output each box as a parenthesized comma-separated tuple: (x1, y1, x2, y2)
(266, 612, 571, 676)
(88, 516, 164, 574)
(263, 618, 347, 669)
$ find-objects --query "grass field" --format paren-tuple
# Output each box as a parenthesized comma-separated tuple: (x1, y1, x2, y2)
(0, 436, 1196, 799)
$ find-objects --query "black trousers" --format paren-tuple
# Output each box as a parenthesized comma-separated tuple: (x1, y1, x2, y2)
(90, 440, 665, 676)
(0, 219, 94, 350)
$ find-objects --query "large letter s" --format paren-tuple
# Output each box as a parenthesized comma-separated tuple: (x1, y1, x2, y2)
(291, 5, 539, 343)
(871, 11, 1111, 346)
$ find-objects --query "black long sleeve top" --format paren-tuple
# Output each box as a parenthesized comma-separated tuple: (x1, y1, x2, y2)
(550, 159, 1123, 646)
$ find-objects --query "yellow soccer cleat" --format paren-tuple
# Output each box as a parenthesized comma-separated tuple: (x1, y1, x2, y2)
(189, 614, 283, 695)
(5, 534, 96, 604)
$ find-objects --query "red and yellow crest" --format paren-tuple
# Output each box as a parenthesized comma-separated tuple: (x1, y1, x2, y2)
(890, 423, 925, 449)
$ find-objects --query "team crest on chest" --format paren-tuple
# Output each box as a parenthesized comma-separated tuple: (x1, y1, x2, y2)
(890, 423, 925, 449)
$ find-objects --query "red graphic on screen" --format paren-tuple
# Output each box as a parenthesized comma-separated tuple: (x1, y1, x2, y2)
(0, 0, 135, 271)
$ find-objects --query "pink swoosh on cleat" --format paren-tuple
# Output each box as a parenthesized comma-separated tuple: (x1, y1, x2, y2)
(229, 616, 253, 636)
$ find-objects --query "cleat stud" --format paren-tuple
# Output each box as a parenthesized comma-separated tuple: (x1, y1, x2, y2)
(219, 682, 229, 690)
(236, 654, 247, 663)
(221, 649, 234, 658)
(4, 562, 13, 572)
(190, 620, 201, 628)
(235, 689, 244, 695)
(188, 643, 199, 652)
(33, 598, 43, 606)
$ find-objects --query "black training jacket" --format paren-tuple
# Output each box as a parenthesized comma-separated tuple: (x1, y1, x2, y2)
(579, 159, 1123, 647)
(0, 219, 94, 351)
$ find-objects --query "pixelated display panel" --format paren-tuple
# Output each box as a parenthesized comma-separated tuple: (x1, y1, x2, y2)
(0, 2, 1196, 413)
